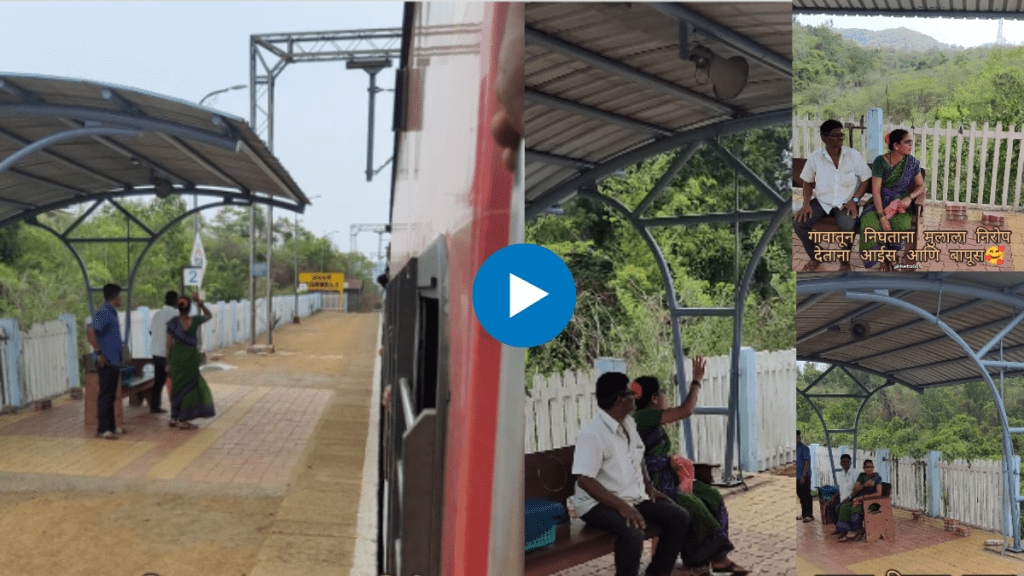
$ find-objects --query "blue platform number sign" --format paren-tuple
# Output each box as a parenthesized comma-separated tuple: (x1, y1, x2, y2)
(183, 266, 203, 287)
(252, 263, 268, 277)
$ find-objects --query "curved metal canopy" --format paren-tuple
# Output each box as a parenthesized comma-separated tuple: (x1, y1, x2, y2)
(793, 0, 1024, 18)
(797, 272, 1024, 551)
(798, 272, 1024, 389)
(0, 73, 310, 229)
(525, 1, 792, 217)
(524, 2, 793, 486)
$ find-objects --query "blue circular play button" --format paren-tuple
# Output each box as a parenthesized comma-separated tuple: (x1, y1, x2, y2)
(472, 244, 577, 348)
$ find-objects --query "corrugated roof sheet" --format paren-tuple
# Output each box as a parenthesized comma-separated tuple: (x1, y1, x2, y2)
(0, 74, 308, 226)
(525, 2, 792, 211)
(798, 273, 1024, 389)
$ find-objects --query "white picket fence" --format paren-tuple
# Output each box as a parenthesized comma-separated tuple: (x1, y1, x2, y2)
(118, 292, 324, 357)
(524, 349, 798, 473)
(891, 457, 928, 512)
(322, 292, 342, 311)
(754, 350, 797, 470)
(21, 319, 73, 404)
(0, 293, 325, 409)
(939, 458, 1005, 532)
(811, 449, 1007, 533)
(794, 114, 1024, 210)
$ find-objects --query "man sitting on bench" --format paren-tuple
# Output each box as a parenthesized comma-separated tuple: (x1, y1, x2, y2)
(573, 372, 690, 576)
(794, 119, 872, 272)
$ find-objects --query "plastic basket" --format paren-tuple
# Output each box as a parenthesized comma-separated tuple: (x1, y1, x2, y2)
(818, 485, 838, 501)
(525, 525, 556, 552)
(525, 498, 565, 551)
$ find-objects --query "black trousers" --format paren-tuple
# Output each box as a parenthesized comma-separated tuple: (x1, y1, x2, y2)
(794, 198, 858, 259)
(826, 497, 841, 524)
(96, 365, 119, 434)
(580, 499, 690, 576)
(151, 356, 167, 410)
(797, 478, 814, 519)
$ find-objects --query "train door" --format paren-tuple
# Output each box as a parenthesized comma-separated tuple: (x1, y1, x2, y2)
(378, 236, 450, 576)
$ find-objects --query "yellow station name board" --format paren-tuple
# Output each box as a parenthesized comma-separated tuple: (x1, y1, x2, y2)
(299, 272, 345, 292)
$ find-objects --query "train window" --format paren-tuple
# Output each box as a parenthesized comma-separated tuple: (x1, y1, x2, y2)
(415, 296, 438, 411)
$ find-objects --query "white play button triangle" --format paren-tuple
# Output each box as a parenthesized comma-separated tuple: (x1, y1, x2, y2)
(510, 273, 548, 318)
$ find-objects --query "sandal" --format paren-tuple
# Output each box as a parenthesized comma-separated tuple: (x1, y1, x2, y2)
(177, 421, 198, 430)
(168, 419, 178, 428)
(670, 565, 711, 576)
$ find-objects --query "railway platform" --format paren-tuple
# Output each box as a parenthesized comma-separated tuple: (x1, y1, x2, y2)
(0, 311, 380, 576)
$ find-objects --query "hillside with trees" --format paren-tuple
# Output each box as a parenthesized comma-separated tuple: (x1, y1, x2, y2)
(796, 363, 1024, 461)
(836, 27, 956, 52)
(795, 21, 1024, 126)
(525, 127, 795, 385)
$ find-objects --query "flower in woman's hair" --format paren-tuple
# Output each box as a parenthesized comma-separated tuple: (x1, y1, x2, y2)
(883, 132, 890, 145)
(629, 381, 643, 398)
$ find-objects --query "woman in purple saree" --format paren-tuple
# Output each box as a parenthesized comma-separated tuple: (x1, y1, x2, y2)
(858, 129, 926, 271)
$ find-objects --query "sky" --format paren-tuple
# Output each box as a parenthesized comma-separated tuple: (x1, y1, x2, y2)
(0, 2, 403, 264)
(795, 14, 1024, 48)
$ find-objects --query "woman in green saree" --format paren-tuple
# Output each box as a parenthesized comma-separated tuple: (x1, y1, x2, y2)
(166, 294, 215, 429)
(858, 129, 926, 271)
(835, 460, 883, 541)
(631, 357, 748, 575)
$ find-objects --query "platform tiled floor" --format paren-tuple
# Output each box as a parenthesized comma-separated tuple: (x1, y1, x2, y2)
(0, 311, 381, 576)
(0, 383, 331, 487)
(797, 507, 1024, 575)
(792, 201, 1024, 273)
(551, 473, 797, 576)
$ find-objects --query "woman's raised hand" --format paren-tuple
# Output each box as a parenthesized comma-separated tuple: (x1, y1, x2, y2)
(692, 355, 706, 382)
(192, 292, 203, 305)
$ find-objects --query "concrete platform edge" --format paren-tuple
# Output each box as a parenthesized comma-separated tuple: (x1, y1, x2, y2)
(350, 314, 382, 575)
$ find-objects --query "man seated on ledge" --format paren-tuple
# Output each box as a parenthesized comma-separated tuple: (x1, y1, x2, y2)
(794, 119, 871, 272)
(572, 372, 691, 576)
(825, 454, 858, 531)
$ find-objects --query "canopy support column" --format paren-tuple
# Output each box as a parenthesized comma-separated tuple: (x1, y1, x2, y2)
(576, 136, 787, 487)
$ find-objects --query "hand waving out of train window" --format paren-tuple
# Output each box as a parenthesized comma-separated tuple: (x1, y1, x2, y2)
(492, 2, 524, 172)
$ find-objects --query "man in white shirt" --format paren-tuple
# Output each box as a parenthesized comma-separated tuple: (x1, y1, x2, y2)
(825, 454, 858, 530)
(147, 290, 178, 414)
(794, 119, 872, 272)
(573, 372, 690, 576)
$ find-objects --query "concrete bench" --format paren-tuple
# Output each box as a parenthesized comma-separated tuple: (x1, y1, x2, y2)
(121, 358, 158, 407)
(82, 357, 159, 429)
(524, 446, 660, 576)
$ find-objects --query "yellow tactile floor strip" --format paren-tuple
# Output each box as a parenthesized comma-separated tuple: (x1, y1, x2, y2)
(147, 386, 271, 480)
(847, 533, 1024, 575)
(797, 555, 828, 576)
(0, 435, 156, 476)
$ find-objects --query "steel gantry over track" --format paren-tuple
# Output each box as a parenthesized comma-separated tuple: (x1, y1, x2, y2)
(0, 74, 309, 348)
(526, 2, 792, 485)
(248, 27, 402, 348)
(798, 272, 1024, 553)
(249, 27, 403, 183)
(350, 223, 389, 272)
